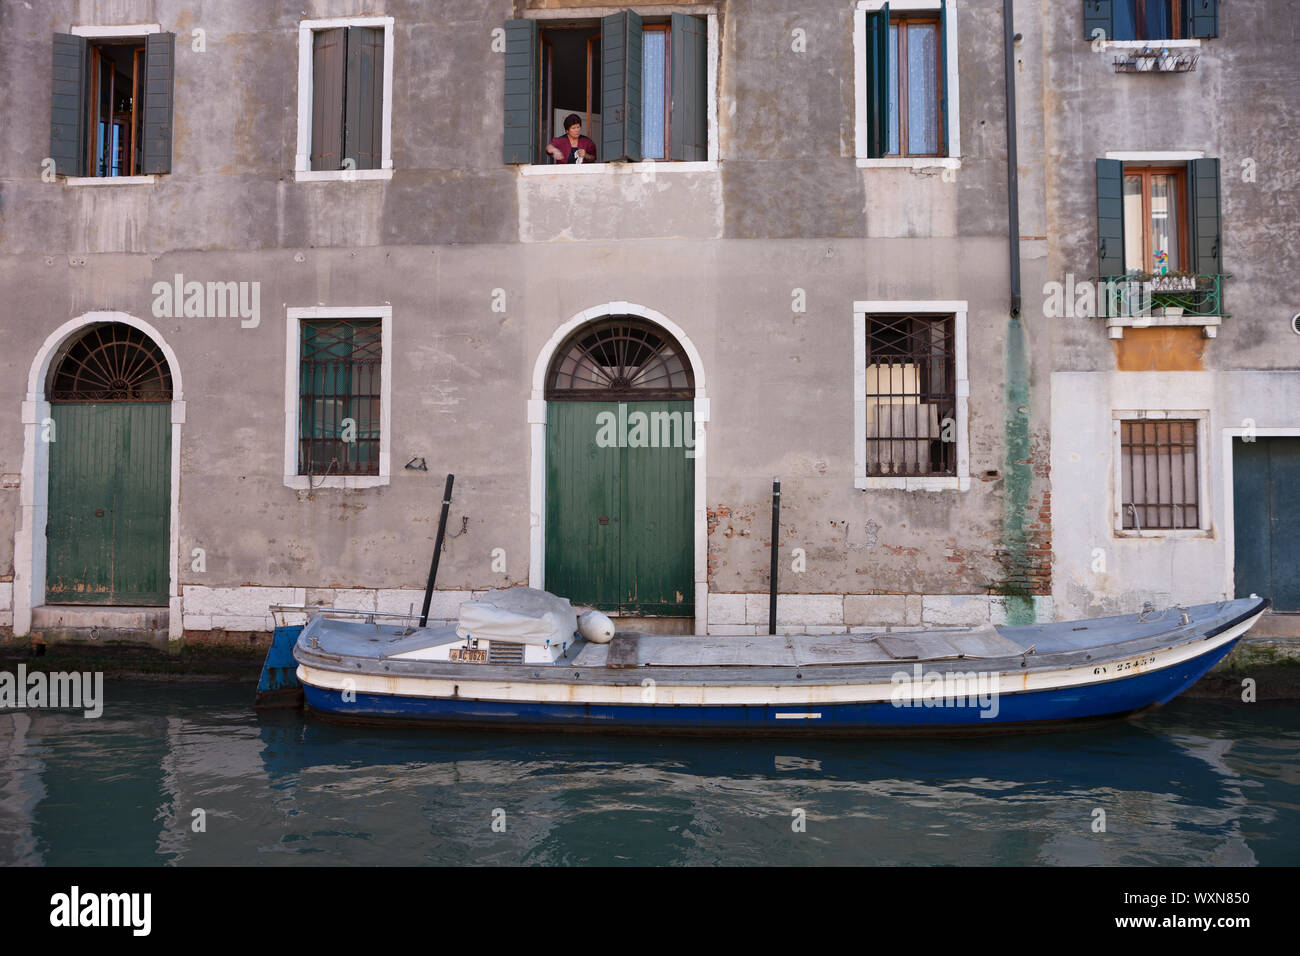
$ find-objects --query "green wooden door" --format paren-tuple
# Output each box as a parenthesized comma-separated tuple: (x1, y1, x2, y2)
(1234, 438, 1300, 612)
(47, 403, 170, 605)
(546, 401, 693, 616)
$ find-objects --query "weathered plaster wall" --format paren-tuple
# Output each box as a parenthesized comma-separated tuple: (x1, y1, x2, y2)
(1043, 2, 1300, 617)
(1043, 1, 1300, 370)
(1051, 370, 1300, 618)
(0, 0, 1052, 632)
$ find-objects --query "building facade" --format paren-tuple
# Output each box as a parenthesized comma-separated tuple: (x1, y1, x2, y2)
(1043, 0, 1300, 631)
(0, 0, 1287, 644)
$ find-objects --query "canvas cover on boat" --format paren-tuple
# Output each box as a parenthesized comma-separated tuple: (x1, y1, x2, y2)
(455, 588, 578, 647)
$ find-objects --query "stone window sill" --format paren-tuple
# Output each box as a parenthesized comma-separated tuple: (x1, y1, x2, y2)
(284, 475, 389, 490)
(1106, 314, 1221, 339)
(518, 160, 717, 176)
(293, 168, 394, 183)
(856, 476, 970, 491)
(63, 175, 157, 186)
(856, 157, 961, 170)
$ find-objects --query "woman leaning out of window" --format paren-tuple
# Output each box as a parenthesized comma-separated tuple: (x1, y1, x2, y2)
(547, 113, 597, 164)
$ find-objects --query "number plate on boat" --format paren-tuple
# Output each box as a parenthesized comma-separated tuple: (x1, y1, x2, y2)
(450, 647, 488, 663)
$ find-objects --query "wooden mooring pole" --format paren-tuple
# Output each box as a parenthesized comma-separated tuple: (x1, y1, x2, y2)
(419, 474, 455, 628)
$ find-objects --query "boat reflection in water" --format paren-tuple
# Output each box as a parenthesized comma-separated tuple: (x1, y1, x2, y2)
(1, 687, 1294, 866)
(250, 699, 1293, 866)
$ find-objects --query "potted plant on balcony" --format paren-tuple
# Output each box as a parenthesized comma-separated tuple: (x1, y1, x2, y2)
(1147, 270, 1204, 317)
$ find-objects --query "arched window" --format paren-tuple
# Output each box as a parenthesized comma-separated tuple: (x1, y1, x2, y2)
(546, 317, 693, 401)
(48, 324, 172, 402)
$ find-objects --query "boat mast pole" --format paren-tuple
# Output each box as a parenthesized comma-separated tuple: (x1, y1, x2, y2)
(419, 473, 455, 627)
(769, 477, 780, 635)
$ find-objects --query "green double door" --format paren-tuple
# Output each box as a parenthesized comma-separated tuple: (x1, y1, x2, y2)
(1234, 437, 1300, 612)
(46, 403, 170, 606)
(546, 401, 694, 617)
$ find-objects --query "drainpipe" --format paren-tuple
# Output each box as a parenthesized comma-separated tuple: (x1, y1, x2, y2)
(1003, 0, 1021, 317)
(1000, 0, 1034, 625)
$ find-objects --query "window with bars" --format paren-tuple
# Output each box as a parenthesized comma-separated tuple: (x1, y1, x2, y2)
(864, 314, 956, 477)
(1119, 419, 1200, 530)
(298, 319, 382, 476)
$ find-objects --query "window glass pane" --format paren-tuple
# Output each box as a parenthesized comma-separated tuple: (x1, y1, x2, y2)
(887, 23, 899, 156)
(1123, 174, 1145, 273)
(906, 23, 939, 155)
(1150, 174, 1179, 274)
(1113, 0, 1137, 41)
(642, 31, 666, 159)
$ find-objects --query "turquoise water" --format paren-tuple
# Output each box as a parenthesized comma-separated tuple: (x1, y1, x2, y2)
(1, 682, 1296, 866)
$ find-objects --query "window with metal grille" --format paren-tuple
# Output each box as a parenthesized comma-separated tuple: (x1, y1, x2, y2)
(864, 314, 956, 477)
(298, 319, 381, 476)
(1120, 420, 1199, 530)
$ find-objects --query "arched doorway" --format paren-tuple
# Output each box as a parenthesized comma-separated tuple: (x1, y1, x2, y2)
(544, 316, 696, 617)
(44, 323, 173, 605)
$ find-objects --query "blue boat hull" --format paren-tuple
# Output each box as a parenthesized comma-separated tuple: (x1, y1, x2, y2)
(300, 635, 1239, 735)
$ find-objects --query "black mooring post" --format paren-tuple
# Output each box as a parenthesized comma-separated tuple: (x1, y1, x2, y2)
(769, 477, 780, 635)
(419, 474, 455, 627)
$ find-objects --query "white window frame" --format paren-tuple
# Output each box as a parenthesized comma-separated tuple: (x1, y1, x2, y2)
(294, 17, 395, 182)
(517, 10, 719, 176)
(853, 0, 961, 170)
(284, 306, 393, 489)
(854, 300, 969, 491)
(1111, 409, 1210, 536)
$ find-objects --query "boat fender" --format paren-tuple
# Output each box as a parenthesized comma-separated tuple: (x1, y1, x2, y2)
(578, 609, 615, 644)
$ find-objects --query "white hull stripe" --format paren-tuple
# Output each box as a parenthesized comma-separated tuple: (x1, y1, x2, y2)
(297, 616, 1255, 708)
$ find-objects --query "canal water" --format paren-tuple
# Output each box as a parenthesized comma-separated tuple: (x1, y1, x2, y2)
(0, 682, 1296, 866)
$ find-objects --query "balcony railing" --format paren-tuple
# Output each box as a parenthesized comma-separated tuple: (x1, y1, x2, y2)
(1095, 273, 1230, 318)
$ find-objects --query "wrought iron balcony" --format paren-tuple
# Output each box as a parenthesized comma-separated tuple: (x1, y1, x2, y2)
(1094, 273, 1230, 339)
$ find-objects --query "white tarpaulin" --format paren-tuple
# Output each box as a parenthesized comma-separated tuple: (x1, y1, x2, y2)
(455, 588, 577, 647)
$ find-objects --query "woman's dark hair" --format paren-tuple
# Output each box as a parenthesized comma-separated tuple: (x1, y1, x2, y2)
(563, 113, 582, 131)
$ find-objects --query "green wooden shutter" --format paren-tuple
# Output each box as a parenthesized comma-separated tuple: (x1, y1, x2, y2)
(602, 11, 643, 162)
(1188, 0, 1219, 39)
(1189, 158, 1222, 276)
(865, 4, 890, 158)
(1083, 1, 1113, 41)
(1096, 158, 1126, 278)
(345, 26, 385, 170)
(311, 27, 346, 170)
(142, 33, 175, 175)
(50, 33, 87, 177)
(669, 14, 708, 161)
(502, 18, 538, 164)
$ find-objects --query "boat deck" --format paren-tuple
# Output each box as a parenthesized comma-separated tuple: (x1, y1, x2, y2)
(298, 600, 1250, 671)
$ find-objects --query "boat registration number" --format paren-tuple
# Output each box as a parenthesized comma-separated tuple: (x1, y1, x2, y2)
(450, 647, 488, 663)
(1092, 654, 1156, 675)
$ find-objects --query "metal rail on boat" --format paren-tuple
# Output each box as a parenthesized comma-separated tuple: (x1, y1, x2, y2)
(268, 604, 428, 626)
